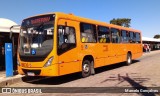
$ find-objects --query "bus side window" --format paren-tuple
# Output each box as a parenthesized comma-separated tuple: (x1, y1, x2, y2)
(121, 30, 128, 43)
(135, 33, 141, 43)
(57, 25, 76, 55)
(111, 28, 120, 43)
(80, 23, 97, 43)
(129, 31, 135, 43)
(98, 26, 110, 43)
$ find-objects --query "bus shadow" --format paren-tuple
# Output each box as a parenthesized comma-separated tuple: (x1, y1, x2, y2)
(95, 60, 140, 74)
(22, 72, 81, 85)
(21, 60, 140, 85)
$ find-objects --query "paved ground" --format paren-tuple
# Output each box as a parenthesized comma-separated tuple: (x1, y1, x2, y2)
(0, 50, 160, 96)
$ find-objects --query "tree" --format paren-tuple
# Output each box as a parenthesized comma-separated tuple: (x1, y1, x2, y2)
(110, 18, 131, 27)
(153, 34, 160, 39)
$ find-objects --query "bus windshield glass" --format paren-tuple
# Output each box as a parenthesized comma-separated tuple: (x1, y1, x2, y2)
(19, 14, 54, 57)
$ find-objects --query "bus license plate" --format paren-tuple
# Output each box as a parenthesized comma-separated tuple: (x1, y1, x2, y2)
(27, 72, 35, 76)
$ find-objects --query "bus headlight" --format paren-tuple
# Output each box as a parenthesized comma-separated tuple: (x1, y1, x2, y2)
(43, 56, 54, 67)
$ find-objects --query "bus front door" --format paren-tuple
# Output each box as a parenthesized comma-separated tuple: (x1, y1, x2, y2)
(57, 19, 79, 76)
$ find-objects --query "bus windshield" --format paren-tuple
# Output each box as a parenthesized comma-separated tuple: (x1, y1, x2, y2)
(19, 15, 54, 58)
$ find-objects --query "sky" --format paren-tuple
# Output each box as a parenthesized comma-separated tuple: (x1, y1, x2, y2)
(0, 0, 160, 38)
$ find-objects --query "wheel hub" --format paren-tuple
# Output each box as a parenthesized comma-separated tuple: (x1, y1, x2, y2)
(128, 56, 131, 63)
(83, 64, 89, 72)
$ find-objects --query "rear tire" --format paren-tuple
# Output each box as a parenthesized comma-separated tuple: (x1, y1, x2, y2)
(126, 53, 132, 65)
(82, 60, 91, 78)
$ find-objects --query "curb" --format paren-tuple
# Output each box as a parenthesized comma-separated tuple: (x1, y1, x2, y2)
(0, 75, 24, 87)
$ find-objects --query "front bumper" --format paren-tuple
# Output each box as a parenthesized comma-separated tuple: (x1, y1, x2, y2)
(18, 64, 59, 76)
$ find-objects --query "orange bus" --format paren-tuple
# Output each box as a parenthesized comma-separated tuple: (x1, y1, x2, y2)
(17, 12, 142, 77)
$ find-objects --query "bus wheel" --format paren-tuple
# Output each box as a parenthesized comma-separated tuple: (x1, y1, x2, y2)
(82, 60, 91, 78)
(126, 53, 132, 65)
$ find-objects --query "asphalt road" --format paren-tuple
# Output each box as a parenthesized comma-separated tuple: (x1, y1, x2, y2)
(2, 51, 160, 96)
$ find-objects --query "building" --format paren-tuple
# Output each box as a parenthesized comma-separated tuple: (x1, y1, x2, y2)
(0, 18, 19, 70)
(142, 37, 160, 51)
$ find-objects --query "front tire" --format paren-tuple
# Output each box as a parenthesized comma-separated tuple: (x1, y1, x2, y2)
(82, 60, 91, 78)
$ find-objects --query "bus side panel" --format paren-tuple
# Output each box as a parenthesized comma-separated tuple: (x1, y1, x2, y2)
(106, 44, 123, 65)
(120, 44, 128, 62)
(103, 43, 116, 66)
(79, 43, 98, 66)
(132, 44, 143, 59)
(94, 43, 106, 67)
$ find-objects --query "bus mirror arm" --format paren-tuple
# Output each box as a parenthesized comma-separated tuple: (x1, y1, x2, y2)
(10, 26, 13, 39)
(10, 25, 20, 39)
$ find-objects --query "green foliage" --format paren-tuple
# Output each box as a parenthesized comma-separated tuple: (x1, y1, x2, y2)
(110, 18, 131, 27)
(153, 34, 160, 39)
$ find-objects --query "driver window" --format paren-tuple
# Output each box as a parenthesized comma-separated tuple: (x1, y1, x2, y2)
(58, 25, 76, 55)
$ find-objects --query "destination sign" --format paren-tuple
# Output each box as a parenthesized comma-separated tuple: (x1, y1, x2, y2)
(22, 14, 54, 26)
(31, 17, 50, 25)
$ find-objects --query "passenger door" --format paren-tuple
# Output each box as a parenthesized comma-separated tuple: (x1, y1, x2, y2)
(57, 19, 79, 75)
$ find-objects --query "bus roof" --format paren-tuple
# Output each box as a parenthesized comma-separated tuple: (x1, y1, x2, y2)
(24, 12, 141, 33)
